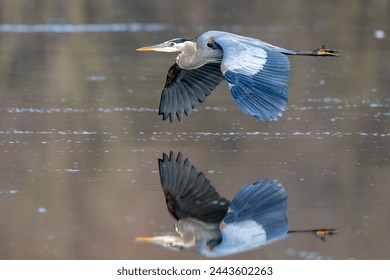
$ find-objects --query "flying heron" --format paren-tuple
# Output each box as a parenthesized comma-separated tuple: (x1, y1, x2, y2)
(136, 151, 336, 257)
(137, 30, 339, 122)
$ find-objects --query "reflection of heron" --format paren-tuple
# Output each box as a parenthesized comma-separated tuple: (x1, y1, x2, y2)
(137, 31, 339, 122)
(136, 152, 336, 257)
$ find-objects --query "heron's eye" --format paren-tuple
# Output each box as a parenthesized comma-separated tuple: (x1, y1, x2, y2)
(169, 42, 175, 47)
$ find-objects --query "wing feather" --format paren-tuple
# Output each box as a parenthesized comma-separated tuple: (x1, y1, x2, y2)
(159, 63, 224, 122)
(213, 33, 291, 121)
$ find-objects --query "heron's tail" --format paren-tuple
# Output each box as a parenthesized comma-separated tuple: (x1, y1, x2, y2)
(286, 45, 340, 57)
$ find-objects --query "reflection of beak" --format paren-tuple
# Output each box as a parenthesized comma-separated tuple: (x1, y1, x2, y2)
(135, 235, 184, 251)
(136, 236, 163, 242)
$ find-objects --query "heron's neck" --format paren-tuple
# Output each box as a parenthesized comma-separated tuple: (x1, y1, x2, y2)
(176, 41, 198, 69)
(176, 41, 223, 70)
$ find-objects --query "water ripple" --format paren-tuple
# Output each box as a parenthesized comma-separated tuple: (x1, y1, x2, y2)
(1, 107, 158, 114)
(0, 23, 172, 33)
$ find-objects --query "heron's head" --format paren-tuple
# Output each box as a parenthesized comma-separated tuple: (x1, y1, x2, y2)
(135, 235, 185, 251)
(137, 38, 190, 53)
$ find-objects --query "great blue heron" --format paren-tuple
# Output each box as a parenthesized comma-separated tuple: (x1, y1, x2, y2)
(136, 151, 336, 257)
(137, 30, 339, 122)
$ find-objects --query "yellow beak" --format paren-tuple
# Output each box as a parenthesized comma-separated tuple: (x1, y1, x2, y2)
(136, 42, 180, 53)
(136, 46, 157, 52)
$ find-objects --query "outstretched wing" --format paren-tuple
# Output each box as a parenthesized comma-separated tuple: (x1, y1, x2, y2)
(205, 179, 288, 257)
(158, 151, 229, 223)
(213, 33, 291, 121)
(159, 63, 224, 121)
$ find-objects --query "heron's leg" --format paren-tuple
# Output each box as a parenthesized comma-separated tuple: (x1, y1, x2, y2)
(311, 44, 340, 56)
(288, 45, 340, 57)
(287, 228, 337, 241)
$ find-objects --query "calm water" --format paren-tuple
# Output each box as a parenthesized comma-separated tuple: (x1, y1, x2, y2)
(0, 0, 389, 259)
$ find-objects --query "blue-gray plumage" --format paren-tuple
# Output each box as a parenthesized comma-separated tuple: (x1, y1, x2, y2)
(137, 31, 339, 122)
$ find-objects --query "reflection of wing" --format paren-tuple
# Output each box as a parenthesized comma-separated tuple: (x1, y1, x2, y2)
(207, 179, 288, 257)
(212, 32, 291, 121)
(158, 151, 230, 223)
(159, 63, 224, 121)
(224, 179, 288, 239)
